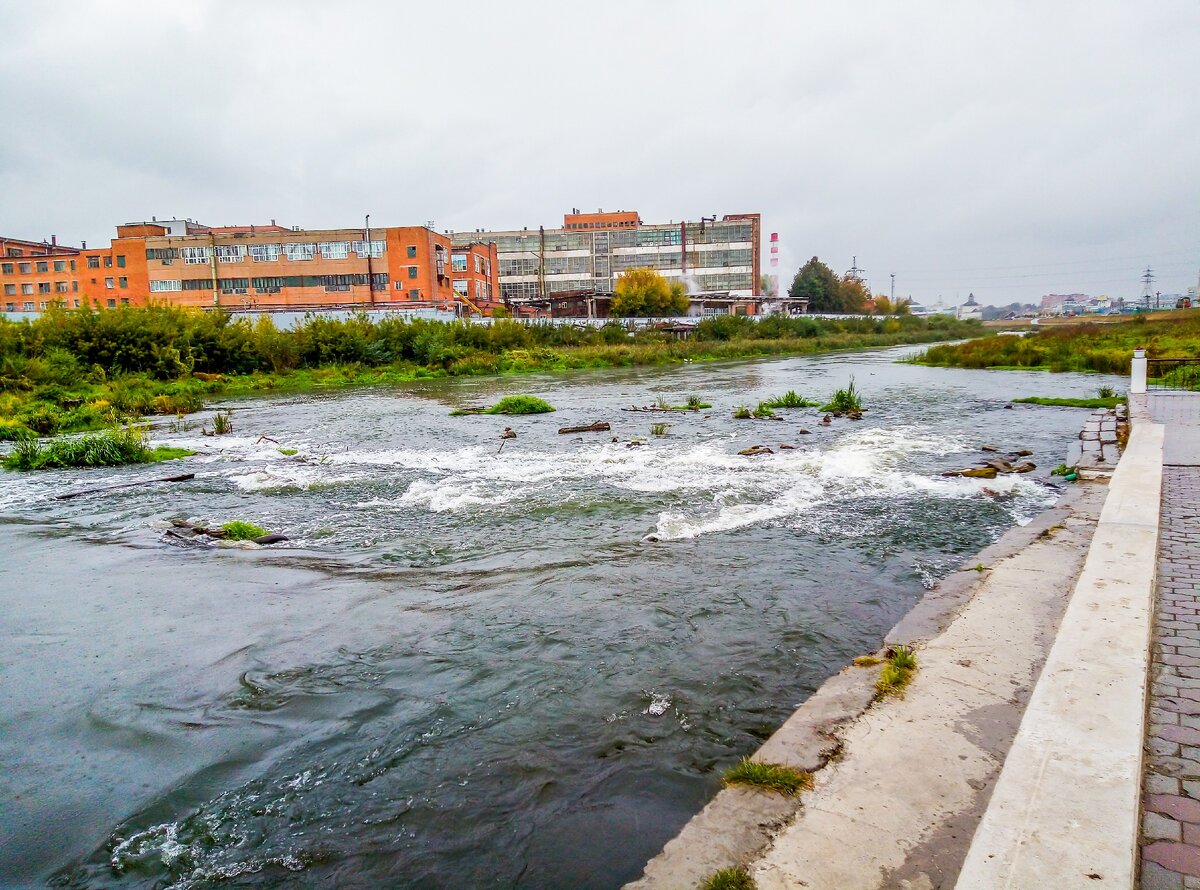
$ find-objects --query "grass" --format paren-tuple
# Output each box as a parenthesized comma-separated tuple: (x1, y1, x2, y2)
(722, 758, 814, 795)
(761, 390, 821, 409)
(210, 410, 233, 434)
(686, 394, 710, 410)
(733, 405, 753, 419)
(1, 426, 193, 471)
(819, 376, 864, 413)
(221, 521, 268, 540)
(278, 448, 298, 456)
(874, 645, 918, 700)
(485, 395, 555, 415)
(1012, 396, 1124, 408)
(701, 867, 756, 890)
(752, 402, 776, 419)
(650, 422, 669, 436)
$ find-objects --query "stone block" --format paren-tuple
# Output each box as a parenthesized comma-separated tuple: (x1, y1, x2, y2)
(1067, 441, 1083, 466)
(1148, 811, 1185, 841)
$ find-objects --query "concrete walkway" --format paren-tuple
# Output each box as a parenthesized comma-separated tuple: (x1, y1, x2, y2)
(1140, 392, 1200, 889)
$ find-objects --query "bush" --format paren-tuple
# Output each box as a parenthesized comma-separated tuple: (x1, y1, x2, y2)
(820, 377, 864, 413)
(2, 426, 178, 471)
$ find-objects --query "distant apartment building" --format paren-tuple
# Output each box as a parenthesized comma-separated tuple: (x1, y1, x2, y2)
(2, 219, 499, 314)
(451, 209, 762, 314)
(1040, 293, 1088, 311)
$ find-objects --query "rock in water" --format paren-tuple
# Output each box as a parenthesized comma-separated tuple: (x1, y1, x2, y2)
(798, 428, 811, 435)
(981, 444, 999, 452)
(1013, 461, 1036, 473)
(779, 443, 795, 450)
(942, 467, 998, 479)
(983, 459, 1015, 473)
(253, 533, 290, 545)
(739, 445, 774, 456)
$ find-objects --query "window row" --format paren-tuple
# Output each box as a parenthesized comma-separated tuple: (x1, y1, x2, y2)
(177, 241, 387, 265)
(3, 281, 79, 296)
(153, 274, 393, 293)
(1, 259, 79, 274)
(4, 299, 126, 311)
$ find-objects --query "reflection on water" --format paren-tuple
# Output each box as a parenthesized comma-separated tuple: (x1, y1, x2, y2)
(0, 347, 1123, 888)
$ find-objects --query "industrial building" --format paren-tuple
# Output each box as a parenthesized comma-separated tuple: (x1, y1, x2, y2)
(2, 220, 499, 315)
(450, 209, 762, 316)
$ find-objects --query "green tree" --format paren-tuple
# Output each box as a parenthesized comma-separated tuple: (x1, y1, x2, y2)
(838, 274, 870, 314)
(788, 257, 842, 313)
(611, 269, 689, 317)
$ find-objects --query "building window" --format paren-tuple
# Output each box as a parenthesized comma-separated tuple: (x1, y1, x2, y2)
(39, 301, 47, 310)
(121, 298, 129, 306)
(6, 248, 22, 256)
(218, 278, 249, 292)
(407, 245, 417, 258)
(407, 266, 418, 279)
(318, 241, 350, 259)
(371, 272, 388, 291)
(105, 278, 114, 289)
(4, 302, 13, 311)
(283, 243, 315, 261)
(70, 260, 76, 271)
(38, 282, 51, 294)
(116, 255, 126, 268)
(181, 247, 211, 265)
(409, 289, 419, 299)
(72, 299, 80, 308)
(451, 254, 467, 273)
(0, 263, 12, 274)
(106, 299, 116, 308)
(53, 260, 66, 272)
(21, 284, 33, 295)
(453, 278, 467, 294)
(87, 256, 100, 269)
(215, 245, 245, 263)
(103, 256, 112, 268)
(55, 281, 68, 293)
(72, 282, 78, 292)
(352, 240, 384, 258)
(118, 277, 127, 288)
(3, 284, 13, 295)
(248, 243, 281, 262)
(24, 301, 35, 311)
(146, 248, 177, 262)
(182, 279, 212, 291)
(36, 261, 48, 272)
(18, 262, 31, 273)
(150, 279, 182, 292)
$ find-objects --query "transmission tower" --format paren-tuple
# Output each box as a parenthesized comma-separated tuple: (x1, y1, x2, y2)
(1141, 266, 1155, 308)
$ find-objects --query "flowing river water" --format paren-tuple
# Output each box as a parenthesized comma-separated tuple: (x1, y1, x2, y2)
(0, 346, 1125, 889)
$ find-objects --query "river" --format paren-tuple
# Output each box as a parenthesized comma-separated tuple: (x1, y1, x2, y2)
(0, 346, 1125, 889)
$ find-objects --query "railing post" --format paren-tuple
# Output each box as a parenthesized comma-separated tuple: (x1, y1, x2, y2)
(1131, 347, 1147, 394)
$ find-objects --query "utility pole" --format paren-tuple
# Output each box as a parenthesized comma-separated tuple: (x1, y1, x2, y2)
(890, 273, 895, 303)
(1142, 266, 1155, 309)
(364, 214, 374, 306)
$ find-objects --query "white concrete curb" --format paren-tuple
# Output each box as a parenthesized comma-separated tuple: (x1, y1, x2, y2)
(955, 422, 1164, 889)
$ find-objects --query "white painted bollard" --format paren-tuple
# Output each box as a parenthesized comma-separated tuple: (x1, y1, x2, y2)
(1131, 347, 1148, 394)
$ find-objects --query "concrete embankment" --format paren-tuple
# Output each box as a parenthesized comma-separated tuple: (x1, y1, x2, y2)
(628, 482, 1110, 889)
(630, 410, 1164, 890)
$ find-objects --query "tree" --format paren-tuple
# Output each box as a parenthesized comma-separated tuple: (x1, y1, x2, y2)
(837, 274, 869, 314)
(788, 257, 842, 313)
(873, 294, 893, 315)
(610, 269, 689, 317)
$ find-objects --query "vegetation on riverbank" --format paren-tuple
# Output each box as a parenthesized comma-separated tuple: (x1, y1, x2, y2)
(875, 645, 918, 700)
(1, 426, 192, 471)
(701, 867, 756, 890)
(910, 312, 1200, 376)
(0, 304, 982, 439)
(1013, 396, 1124, 409)
(221, 521, 268, 541)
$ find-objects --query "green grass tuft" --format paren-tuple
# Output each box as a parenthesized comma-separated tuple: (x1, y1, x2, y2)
(732, 405, 753, 420)
(722, 758, 813, 795)
(701, 866, 756, 890)
(874, 644, 919, 700)
(221, 521, 268, 540)
(819, 376, 864, 413)
(278, 448, 298, 456)
(752, 402, 776, 419)
(761, 390, 820, 409)
(484, 395, 555, 415)
(650, 422, 669, 436)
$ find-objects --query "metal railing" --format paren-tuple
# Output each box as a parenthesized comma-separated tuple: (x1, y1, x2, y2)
(1147, 358, 1200, 391)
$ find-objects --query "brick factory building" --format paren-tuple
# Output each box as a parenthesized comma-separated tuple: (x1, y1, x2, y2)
(2, 220, 499, 315)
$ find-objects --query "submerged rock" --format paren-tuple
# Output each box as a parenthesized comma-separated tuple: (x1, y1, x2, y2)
(253, 533, 289, 545)
(779, 443, 795, 450)
(739, 445, 774, 456)
(798, 428, 811, 435)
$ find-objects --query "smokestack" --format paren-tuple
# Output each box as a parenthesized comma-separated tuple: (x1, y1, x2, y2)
(51, 235, 57, 247)
(82, 241, 87, 249)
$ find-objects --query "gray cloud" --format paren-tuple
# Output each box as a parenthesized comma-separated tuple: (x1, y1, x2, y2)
(0, 0, 1196, 304)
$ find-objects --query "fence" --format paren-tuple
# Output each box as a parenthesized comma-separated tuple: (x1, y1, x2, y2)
(1147, 358, 1200, 392)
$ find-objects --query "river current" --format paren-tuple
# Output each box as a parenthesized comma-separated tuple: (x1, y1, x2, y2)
(0, 347, 1124, 888)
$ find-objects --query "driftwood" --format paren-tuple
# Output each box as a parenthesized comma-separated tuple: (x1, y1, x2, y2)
(558, 422, 611, 434)
(256, 435, 280, 445)
(55, 473, 195, 501)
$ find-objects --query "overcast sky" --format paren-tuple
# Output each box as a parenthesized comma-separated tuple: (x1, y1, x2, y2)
(1, 1, 1196, 305)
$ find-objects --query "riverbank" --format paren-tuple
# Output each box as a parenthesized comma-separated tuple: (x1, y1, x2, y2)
(0, 307, 981, 439)
(907, 310, 1200, 377)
